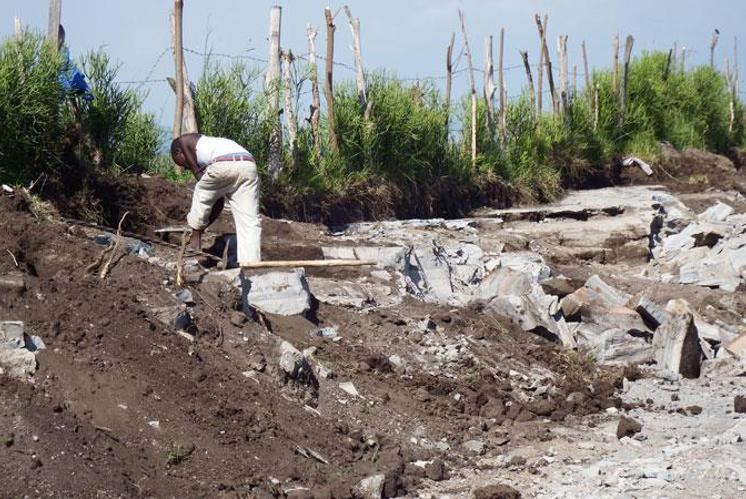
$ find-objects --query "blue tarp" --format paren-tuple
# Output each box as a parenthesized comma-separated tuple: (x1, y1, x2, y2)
(59, 46, 93, 101)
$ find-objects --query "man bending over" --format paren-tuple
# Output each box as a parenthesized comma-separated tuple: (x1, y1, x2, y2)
(170, 134, 261, 264)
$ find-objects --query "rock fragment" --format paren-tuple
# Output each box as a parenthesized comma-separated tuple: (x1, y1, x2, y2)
(616, 416, 642, 439)
(652, 299, 703, 378)
(735, 396, 746, 414)
(245, 270, 311, 316)
(354, 474, 385, 499)
(472, 483, 522, 499)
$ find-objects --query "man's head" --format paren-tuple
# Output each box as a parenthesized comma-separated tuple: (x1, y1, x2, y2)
(170, 137, 186, 166)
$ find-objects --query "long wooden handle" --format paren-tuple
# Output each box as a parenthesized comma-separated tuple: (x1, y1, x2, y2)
(240, 259, 376, 269)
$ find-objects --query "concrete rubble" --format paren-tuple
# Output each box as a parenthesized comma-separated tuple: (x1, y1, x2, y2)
(0, 321, 44, 379)
(244, 270, 312, 316)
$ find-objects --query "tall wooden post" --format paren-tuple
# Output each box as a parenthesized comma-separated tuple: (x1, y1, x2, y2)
(14, 16, 22, 38)
(458, 10, 477, 168)
(557, 35, 568, 114)
(172, 0, 184, 141)
(672, 41, 678, 69)
(536, 15, 545, 116)
(519, 50, 536, 119)
(733, 36, 741, 96)
(612, 33, 619, 96)
(306, 24, 321, 160)
(581, 41, 591, 91)
(282, 49, 297, 163)
(710, 30, 719, 69)
(498, 28, 506, 147)
(534, 15, 557, 116)
(680, 46, 687, 73)
(266, 6, 283, 179)
(619, 35, 634, 128)
(664, 49, 673, 80)
(444, 32, 455, 139)
(47, 0, 61, 50)
(483, 35, 496, 136)
(343, 6, 367, 111)
(169, 11, 198, 134)
(324, 7, 338, 153)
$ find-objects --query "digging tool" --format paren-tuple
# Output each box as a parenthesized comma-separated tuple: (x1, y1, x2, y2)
(240, 259, 375, 269)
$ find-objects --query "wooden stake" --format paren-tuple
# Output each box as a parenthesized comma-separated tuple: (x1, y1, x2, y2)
(282, 49, 297, 162)
(306, 24, 321, 161)
(14, 16, 21, 38)
(534, 15, 557, 116)
(47, 0, 61, 50)
(611, 33, 620, 97)
(536, 14, 546, 116)
(519, 50, 536, 119)
(498, 28, 506, 147)
(458, 10, 478, 168)
(169, 11, 198, 134)
(593, 83, 599, 131)
(172, 1, 185, 141)
(710, 30, 719, 69)
(241, 259, 375, 269)
(557, 35, 568, 114)
(324, 7, 338, 153)
(664, 48, 673, 80)
(343, 6, 367, 111)
(619, 35, 634, 128)
(266, 6, 283, 180)
(445, 32, 455, 139)
(581, 41, 591, 92)
(483, 35, 496, 135)
(725, 56, 734, 132)
(680, 46, 686, 73)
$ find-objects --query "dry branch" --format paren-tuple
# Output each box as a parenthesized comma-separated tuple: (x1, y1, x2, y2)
(519, 50, 536, 119)
(306, 24, 321, 160)
(324, 8, 339, 153)
(458, 10, 477, 167)
(100, 212, 129, 279)
(266, 6, 283, 180)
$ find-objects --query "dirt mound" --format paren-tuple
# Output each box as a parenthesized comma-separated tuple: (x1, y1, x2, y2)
(0, 192, 623, 497)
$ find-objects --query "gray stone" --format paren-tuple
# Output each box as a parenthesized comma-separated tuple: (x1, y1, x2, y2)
(540, 275, 577, 298)
(0, 349, 37, 379)
(310, 326, 338, 339)
(485, 291, 575, 347)
(173, 288, 194, 305)
(478, 267, 532, 300)
(0, 321, 25, 349)
(307, 277, 401, 309)
(354, 474, 385, 499)
(584, 275, 631, 308)
(633, 295, 669, 330)
(652, 299, 703, 378)
(279, 341, 316, 385)
(246, 270, 311, 316)
(699, 202, 735, 223)
(463, 439, 486, 455)
(576, 325, 653, 365)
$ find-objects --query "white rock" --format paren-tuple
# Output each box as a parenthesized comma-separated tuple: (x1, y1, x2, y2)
(652, 299, 703, 378)
(355, 474, 385, 499)
(699, 202, 735, 223)
(247, 270, 311, 316)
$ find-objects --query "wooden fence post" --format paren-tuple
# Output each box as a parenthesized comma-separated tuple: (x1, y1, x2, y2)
(343, 6, 367, 112)
(519, 50, 536, 119)
(483, 35, 496, 136)
(172, 0, 185, 141)
(618, 35, 634, 128)
(536, 15, 545, 116)
(664, 49, 673, 80)
(498, 27, 506, 147)
(169, 11, 198, 134)
(534, 15, 557, 116)
(612, 33, 619, 96)
(14, 16, 22, 38)
(581, 41, 590, 91)
(306, 24, 321, 160)
(445, 32, 455, 139)
(680, 46, 687, 73)
(266, 6, 283, 179)
(710, 30, 719, 69)
(282, 49, 297, 163)
(47, 0, 61, 50)
(324, 7, 338, 153)
(557, 35, 568, 114)
(458, 10, 477, 168)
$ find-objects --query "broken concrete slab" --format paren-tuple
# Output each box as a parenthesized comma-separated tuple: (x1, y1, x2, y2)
(652, 299, 703, 378)
(477, 267, 532, 301)
(245, 270, 311, 316)
(633, 295, 669, 330)
(584, 275, 632, 308)
(306, 277, 402, 309)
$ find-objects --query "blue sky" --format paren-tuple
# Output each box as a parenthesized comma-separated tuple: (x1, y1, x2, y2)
(3, 1, 744, 127)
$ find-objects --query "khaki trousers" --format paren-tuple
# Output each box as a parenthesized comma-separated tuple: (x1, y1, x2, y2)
(186, 160, 261, 264)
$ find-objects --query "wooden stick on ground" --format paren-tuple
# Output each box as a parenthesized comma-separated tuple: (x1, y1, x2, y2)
(240, 259, 375, 269)
(100, 212, 129, 279)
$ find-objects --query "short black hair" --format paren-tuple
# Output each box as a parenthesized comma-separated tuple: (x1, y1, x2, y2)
(170, 138, 182, 157)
